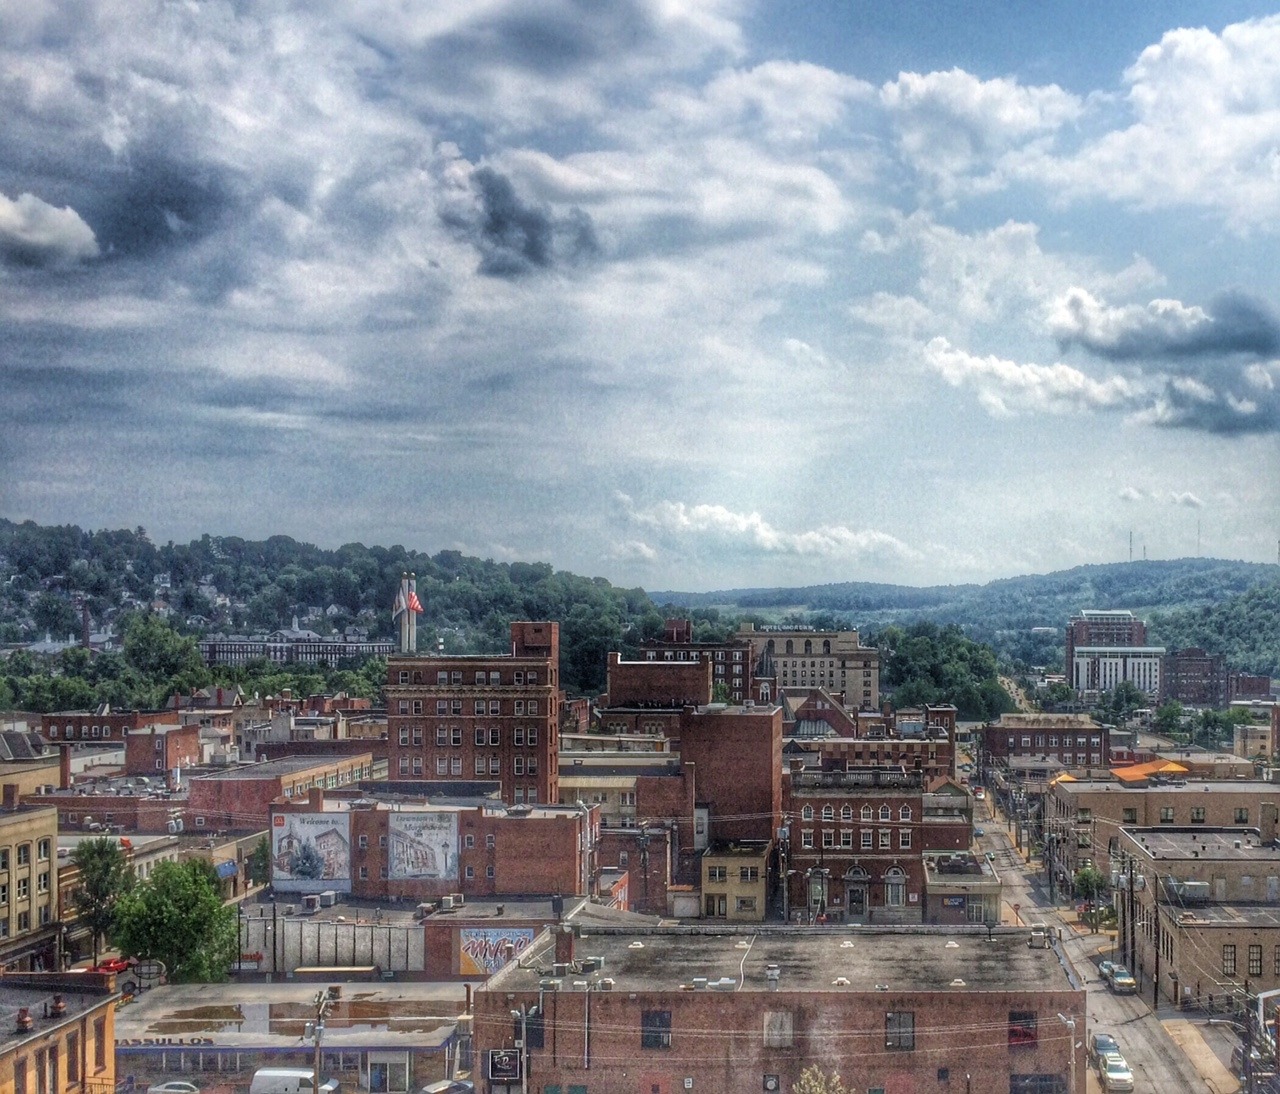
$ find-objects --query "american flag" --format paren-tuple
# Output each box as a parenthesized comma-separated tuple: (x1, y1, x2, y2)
(408, 580, 423, 614)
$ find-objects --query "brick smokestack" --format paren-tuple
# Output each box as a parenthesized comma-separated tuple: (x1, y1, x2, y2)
(2, 785, 18, 811)
(59, 745, 72, 790)
(554, 924, 574, 966)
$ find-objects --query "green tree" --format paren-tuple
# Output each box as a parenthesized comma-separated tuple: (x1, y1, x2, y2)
(1074, 865, 1107, 933)
(112, 860, 237, 982)
(69, 837, 135, 967)
(247, 837, 271, 886)
(794, 1066, 848, 1094)
(1153, 701, 1184, 736)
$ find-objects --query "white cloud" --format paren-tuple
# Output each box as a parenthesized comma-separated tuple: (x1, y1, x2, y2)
(881, 68, 1081, 196)
(1118, 486, 1145, 502)
(0, 191, 99, 265)
(925, 336, 1139, 416)
(624, 498, 919, 562)
(1171, 491, 1204, 508)
(1021, 15, 1280, 229)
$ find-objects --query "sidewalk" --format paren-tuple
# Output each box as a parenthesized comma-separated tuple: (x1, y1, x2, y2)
(1162, 1019, 1242, 1093)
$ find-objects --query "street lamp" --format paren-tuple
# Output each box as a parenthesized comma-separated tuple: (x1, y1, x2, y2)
(510, 1006, 529, 1094)
(308, 989, 333, 1094)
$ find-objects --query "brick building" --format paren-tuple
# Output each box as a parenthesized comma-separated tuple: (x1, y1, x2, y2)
(1113, 822, 1280, 1009)
(1161, 647, 1227, 706)
(269, 788, 597, 902)
(39, 707, 178, 746)
(0, 970, 119, 1094)
(637, 619, 759, 704)
(123, 723, 202, 778)
(738, 624, 881, 710)
(384, 622, 561, 806)
(1045, 778, 1280, 888)
(186, 753, 374, 832)
(476, 925, 1084, 1094)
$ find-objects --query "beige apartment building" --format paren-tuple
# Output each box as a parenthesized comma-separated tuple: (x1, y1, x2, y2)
(1046, 778, 1280, 887)
(0, 790, 60, 971)
(738, 625, 881, 710)
(701, 841, 771, 922)
(1113, 820, 1280, 1009)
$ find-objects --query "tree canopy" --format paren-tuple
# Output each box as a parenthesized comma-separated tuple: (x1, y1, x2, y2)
(70, 837, 135, 967)
(872, 622, 1015, 720)
(112, 860, 238, 982)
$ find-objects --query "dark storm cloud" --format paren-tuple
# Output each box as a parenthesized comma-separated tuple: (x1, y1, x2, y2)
(443, 166, 599, 278)
(1054, 288, 1280, 361)
(1145, 370, 1280, 435)
(413, 0, 658, 93)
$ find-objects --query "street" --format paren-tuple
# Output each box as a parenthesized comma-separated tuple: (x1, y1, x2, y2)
(975, 794, 1242, 1093)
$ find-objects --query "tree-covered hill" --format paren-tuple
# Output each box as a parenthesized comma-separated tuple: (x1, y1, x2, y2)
(654, 558, 1280, 675)
(1149, 583, 1280, 677)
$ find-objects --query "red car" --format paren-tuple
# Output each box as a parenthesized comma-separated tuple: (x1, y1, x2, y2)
(90, 958, 133, 975)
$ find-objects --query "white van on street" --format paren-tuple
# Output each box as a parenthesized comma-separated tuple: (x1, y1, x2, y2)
(249, 1068, 339, 1094)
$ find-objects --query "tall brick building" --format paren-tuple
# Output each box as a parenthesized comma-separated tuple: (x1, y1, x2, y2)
(385, 622, 561, 806)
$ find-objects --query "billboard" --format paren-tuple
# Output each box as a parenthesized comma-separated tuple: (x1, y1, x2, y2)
(459, 927, 534, 976)
(388, 811, 459, 881)
(272, 813, 351, 893)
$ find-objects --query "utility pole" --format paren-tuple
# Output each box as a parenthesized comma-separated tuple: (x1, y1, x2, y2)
(308, 989, 333, 1094)
(1056, 1013, 1077, 1092)
(510, 1004, 529, 1094)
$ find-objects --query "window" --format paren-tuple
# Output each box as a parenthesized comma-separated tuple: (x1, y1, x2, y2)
(885, 868, 906, 907)
(451, 700, 463, 715)
(1160, 807, 1175, 824)
(17, 911, 29, 931)
(436, 758, 448, 775)
(1274, 945, 1280, 977)
(17, 845, 29, 867)
(879, 805, 891, 822)
(436, 700, 447, 715)
(822, 806, 834, 821)
(412, 757, 423, 774)
(489, 700, 500, 715)
(1008, 1011, 1037, 1046)
(399, 727, 410, 746)
(801, 806, 814, 821)
(879, 829, 891, 849)
(1122, 808, 1138, 824)
(14, 1058, 24, 1094)
(1190, 807, 1206, 824)
(465, 866, 475, 879)
(822, 831, 835, 848)
(475, 727, 486, 746)
(451, 757, 462, 775)
(740, 867, 760, 882)
(379, 834, 388, 848)
(358, 835, 369, 849)
(514, 727, 525, 746)
(412, 700, 423, 715)
(527, 756, 538, 774)
(861, 831, 873, 849)
(515, 701, 525, 715)
(528, 727, 538, 746)
(801, 830, 814, 849)
(474, 700, 486, 716)
(840, 805, 853, 822)
(885, 1011, 915, 1050)
(841, 830, 853, 848)
(66, 1034, 78, 1083)
(475, 756, 486, 775)
(861, 805, 873, 821)
(899, 805, 912, 821)
(464, 834, 475, 848)
(708, 866, 727, 883)
(37, 872, 48, 893)
(490, 757, 500, 775)
(528, 700, 538, 714)
(93, 1017, 106, 1070)
(514, 758, 525, 776)
(436, 727, 448, 746)
(17, 878, 28, 900)
(899, 829, 911, 849)
(1223, 945, 1237, 976)
(528, 672, 538, 684)
(451, 727, 463, 747)
(486, 833, 496, 849)
(1250, 944, 1263, 977)
(486, 865, 495, 879)
(489, 727, 501, 746)
(1237, 808, 1251, 824)
(641, 1010, 672, 1049)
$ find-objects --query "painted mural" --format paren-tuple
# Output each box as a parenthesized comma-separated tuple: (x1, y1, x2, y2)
(272, 813, 351, 892)
(388, 811, 459, 880)
(459, 927, 534, 976)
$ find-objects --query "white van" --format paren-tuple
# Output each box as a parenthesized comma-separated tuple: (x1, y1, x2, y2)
(249, 1068, 339, 1094)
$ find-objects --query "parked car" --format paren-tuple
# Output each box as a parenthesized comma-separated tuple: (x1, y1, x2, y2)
(1109, 966, 1137, 994)
(1099, 1053, 1135, 1092)
(147, 1084, 200, 1094)
(1089, 1032, 1120, 1064)
(973, 827, 985, 837)
(1097, 959, 1116, 982)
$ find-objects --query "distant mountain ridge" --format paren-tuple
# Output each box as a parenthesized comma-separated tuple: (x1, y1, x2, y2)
(652, 558, 1280, 675)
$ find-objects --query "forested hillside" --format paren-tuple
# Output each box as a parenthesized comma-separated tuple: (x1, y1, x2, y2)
(654, 559, 1280, 675)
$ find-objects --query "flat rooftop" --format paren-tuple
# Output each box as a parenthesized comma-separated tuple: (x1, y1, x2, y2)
(1168, 904, 1280, 928)
(197, 755, 371, 779)
(1125, 828, 1280, 861)
(490, 927, 1072, 994)
(1056, 780, 1277, 795)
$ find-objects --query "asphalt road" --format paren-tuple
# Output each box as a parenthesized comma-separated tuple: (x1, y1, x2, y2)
(975, 799, 1241, 1094)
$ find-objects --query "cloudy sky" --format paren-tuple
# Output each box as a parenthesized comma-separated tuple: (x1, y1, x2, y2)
(3, 0, 1279, 591)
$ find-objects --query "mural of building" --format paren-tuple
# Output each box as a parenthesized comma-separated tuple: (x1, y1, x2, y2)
(271, 811, 351, 892)
(388, 812, 459, 881)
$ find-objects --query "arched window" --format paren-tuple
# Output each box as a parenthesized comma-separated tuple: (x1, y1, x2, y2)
(766, 639, 775, 653)
(899, 805, 912, 821)
(879, 805, 892, 822)
(785, 640, 794, 654)
(801, 805, 814, 821)
(823, 639, 831, 654)
(884, 866, 907, 907)
(841, 805, 853, 821)
(821, 805, 834, 821)
(804, 639, 813, 654)
(861, 805, 873, 821)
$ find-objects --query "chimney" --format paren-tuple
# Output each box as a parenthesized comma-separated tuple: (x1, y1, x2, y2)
(50, 995, 66, 1018)
(59, 746, 72, 790)
(15, 1008, 32, 1033)
(2, 785, 18, 811)
(1261, 802, 1278, 846)
(555, 924, 575, 966)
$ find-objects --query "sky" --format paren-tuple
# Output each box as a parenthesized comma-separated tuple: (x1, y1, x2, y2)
(2, 0, 1279, 592)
